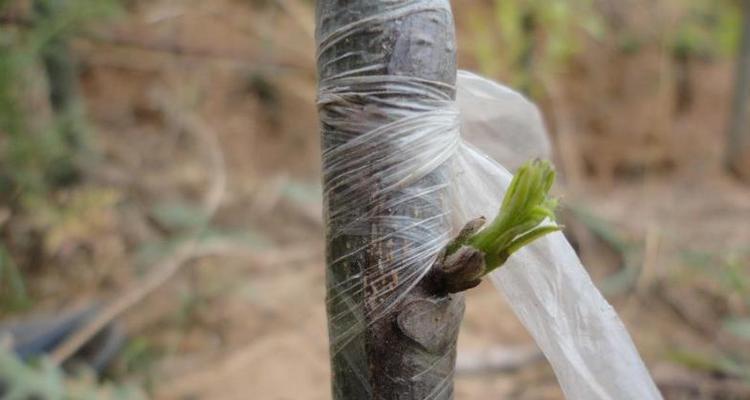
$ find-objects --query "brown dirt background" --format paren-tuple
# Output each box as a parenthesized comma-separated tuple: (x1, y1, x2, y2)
(4, 0, 750, 399)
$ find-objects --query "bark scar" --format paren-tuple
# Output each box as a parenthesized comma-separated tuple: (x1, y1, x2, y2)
(397, 297, 464, 354)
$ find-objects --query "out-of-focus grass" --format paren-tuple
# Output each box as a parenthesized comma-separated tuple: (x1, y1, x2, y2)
(671, 249, 750, 380)
(0, 0, 121, 315)
(0, 346, 147, 399)
(0, 245, 30, 312)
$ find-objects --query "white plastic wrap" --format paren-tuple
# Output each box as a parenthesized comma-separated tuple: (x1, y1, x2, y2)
(318, 2, 662, 398)
(457, 71, 552, 172)
(454, 71, 663, 399)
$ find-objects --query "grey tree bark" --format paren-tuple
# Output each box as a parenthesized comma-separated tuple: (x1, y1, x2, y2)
(316, 1, 464, 399)
(727, 0, 750, 180)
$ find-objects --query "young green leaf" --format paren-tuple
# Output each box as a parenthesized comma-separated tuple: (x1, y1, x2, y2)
(459, 159, 561, 276)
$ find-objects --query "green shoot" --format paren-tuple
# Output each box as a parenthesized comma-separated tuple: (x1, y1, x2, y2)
(460, 159, 561, 275)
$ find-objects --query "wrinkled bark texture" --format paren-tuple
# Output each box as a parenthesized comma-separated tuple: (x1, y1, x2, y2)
(316, 1, 462, 399)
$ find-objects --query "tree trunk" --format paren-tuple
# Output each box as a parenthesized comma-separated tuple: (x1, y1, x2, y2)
(727, 0, 750, 180)
(316, 1, 462, 399)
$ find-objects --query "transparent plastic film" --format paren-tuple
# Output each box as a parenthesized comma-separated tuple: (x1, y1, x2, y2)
(457, 71, 552, 172)
(452, 72, 663, 400)
(318, 2, 661, 398)
(320, 73, 458, 352)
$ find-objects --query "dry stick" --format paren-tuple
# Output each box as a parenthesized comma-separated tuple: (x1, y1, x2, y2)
(49, 93, 227, 366)
(50, 243, 215, 365)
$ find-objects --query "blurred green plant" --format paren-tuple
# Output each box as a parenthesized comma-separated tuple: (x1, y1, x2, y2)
(465, 0, 746, 98)
(135, 200, 269, 268)
(671, 0, 743, 59)
(0, 0, 120, 313)
(466, 0, 603, 94)
(0, 0, 119, 197)
(725, 318, 750, 341)
(674, 249, 750, 381)
(0, 346, 146, 399)
(669, 350, 750, 383)
(114, 337, 161, 395)
(437, 160, 561, 293)
(465, 159, 560, 273)
(568, 205, 644, 297)
(0, 244, 29, 311)
(682, 249, 750, 310)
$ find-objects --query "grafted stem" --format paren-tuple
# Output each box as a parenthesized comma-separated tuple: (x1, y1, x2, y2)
(431, 160, 561, 294)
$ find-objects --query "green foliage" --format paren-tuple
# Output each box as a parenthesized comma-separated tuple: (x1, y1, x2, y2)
(117, 337, 159, 375)
(568, 205, 644, 296)
(683, 249, 750, 310)
(467, 0, 603, 92)
(0, 244, 29, 312)
(136, 200, 268, 267)
(150, 202, 213, 232)
(469, 159, 560, 273)
(675, 249, 750, 379)
(669, 350, 750, 382)
(0, 0, 121, 313)
(450, 160, 560, 275)
(0, 0, 119, 198)
(671, 0, 743, 58)
(466, 0, 746, 95)
(115, 337, 160, 393)
(0, 347, 146, 399)
(725, 318, 750, 341)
